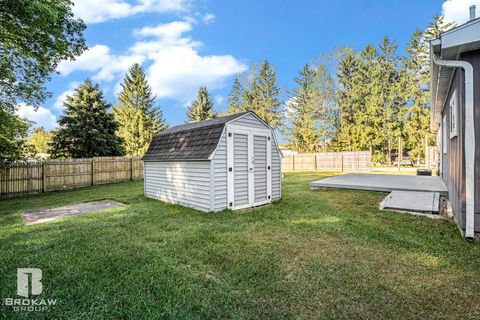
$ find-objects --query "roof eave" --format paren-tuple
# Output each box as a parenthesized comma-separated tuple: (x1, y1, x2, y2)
(429, 18, 480, 132)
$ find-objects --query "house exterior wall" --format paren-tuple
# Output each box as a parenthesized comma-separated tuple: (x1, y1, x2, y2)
(440, 49, 480, 232)
(211, 113, 282, 211)
(144, 161, 212, 212)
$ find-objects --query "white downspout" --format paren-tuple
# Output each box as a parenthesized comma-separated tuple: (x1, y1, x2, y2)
(433, 54, 475, 239)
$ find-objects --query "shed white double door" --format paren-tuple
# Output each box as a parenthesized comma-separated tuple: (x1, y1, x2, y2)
(227, 127, 272, 210)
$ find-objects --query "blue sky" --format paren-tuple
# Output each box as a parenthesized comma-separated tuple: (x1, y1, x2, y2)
(17, 0, 480, 139)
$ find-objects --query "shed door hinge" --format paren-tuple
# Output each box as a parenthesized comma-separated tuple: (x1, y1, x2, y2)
(228, 132, 232, 137)
(268, 166, 271, 170)
(229, 167, 233, 172)
(267, 136, 270, 140)
(229, 202, 233, 207)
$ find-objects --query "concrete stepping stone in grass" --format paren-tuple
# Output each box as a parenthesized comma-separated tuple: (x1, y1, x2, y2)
(22, 200, 125, 225)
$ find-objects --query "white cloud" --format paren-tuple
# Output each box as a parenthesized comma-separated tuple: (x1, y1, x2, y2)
(57, 45, 111, 76)
(57, 45, 144, 82)
(146, 44, 246, 101)
(56, 20, 247, 103)
(53, 82, 81, 110)
(16, 104, 57, 131)
(202, 13, 215, 24)
(72, 0, 190, 23)
(214, 95, 224, 105)
(133, 21, 193, 39)
(442, 0, 480, 24)
(93, 54, 145, 82)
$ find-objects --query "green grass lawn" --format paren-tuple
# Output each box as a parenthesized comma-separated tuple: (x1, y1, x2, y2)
(1, 172, 479, 319)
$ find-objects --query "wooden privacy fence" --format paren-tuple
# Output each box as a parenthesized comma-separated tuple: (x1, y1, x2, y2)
(282, 151, 371, 171)
(0, 156, 144, 199)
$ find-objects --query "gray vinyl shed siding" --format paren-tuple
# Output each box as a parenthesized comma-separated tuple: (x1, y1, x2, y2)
(144, 112, 282, 212)
(440, 49, 480, 232)
(229, 113, 282, 201)
(234, 133, 249, 205)
(213, 132, 228, 211)
(144, 161, 211, 212)
(211, 113, 282, 211)
(254, 135, 268, 202)
(272, 143, 281, 200)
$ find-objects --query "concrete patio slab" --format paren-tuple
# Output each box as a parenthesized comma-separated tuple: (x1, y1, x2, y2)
(22, 200, 125, 225)
(379, 191, 440, 213)
(310, 173, 448, 195)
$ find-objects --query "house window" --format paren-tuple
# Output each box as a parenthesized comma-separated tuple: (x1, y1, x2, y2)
(450, 89, 458, 139)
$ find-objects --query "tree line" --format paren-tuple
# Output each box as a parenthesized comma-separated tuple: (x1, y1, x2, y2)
(0, 0, 455, 163)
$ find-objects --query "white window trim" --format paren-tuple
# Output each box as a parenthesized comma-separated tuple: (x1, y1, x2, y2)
(449, 89, 458, 139)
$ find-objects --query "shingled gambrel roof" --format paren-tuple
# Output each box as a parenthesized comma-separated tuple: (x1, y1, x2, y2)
(142, 112, 250, 161)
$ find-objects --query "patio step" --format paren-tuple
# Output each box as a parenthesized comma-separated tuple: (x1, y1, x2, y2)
(379, 191, 440, 214)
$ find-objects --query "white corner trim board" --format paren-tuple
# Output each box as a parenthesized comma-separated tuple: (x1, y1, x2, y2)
(433, 54, 475, 239)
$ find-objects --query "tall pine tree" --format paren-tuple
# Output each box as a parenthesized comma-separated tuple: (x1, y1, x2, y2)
(287, 64, 321, 152)
(424, 15, 455, 40)
(114, 63, 167, 156)
(227, 76, 244, 114)
(402, 30, 434, 164)
(242, 61, 283, 129)
(50, 80, 123, 158)
(187, 86, 215, 122)
(333, 49, 359, 151)
(314, 64, 337, 148)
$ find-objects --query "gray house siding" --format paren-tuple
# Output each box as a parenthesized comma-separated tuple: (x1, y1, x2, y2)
(441, 49, 480, 232)
(144, 161, 212, 212)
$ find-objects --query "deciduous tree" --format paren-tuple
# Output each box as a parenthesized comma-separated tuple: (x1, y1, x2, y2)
(0, 0, 86, 160)
(29, 127, 52, 155)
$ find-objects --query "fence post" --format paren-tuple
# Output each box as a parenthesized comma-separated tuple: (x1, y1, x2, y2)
(341, 153, 344, 172)
(314, 154, 318, 171)
(42, 161, 46, 193)
(92, 158, 95, 186)
(292, 154, 295, 171)
(131, 157, 134, 180)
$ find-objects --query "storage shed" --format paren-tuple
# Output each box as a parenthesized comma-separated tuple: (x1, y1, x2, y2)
(142, 111, 282, 212)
